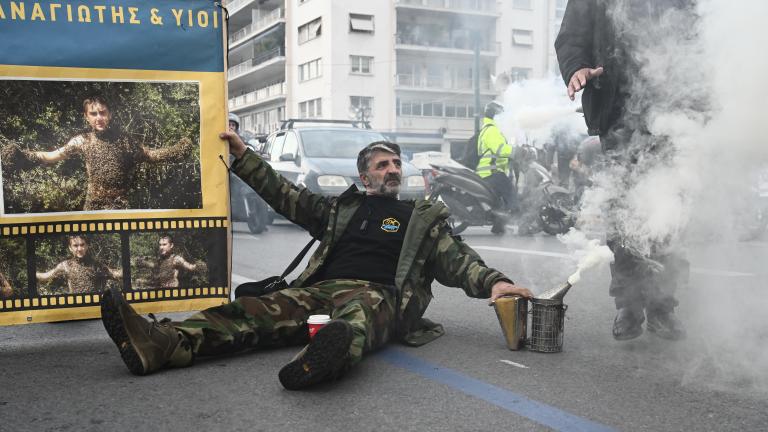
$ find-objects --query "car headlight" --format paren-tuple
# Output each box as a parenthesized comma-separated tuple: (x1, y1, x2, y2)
(317, 175, 349, 187)
(406, 175, 426, 188)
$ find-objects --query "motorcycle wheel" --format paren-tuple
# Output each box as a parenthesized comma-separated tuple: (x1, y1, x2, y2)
(246, 196, 268, 234)
(428, 189, 470, 235)
(538, 192, 575, 235)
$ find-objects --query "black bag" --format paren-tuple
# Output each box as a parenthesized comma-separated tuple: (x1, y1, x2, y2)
(234, 238, 316, 299)
(458, 124, 492, 169)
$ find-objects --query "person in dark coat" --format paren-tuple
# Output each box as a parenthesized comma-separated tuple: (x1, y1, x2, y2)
(555, 0, 696, 341)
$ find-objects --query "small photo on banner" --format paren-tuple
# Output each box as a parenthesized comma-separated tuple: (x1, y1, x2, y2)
(35, 233, 123, 296)
(0, 236, 28, 300)
(130, 231, 210, 290)
(0, 79, 202, 214)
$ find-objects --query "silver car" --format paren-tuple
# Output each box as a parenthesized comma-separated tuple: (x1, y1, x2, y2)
(261, 120, 426, 200)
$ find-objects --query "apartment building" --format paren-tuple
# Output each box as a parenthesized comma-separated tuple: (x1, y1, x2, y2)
(225, 0, 565, 155)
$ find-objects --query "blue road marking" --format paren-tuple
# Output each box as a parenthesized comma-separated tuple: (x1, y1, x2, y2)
(378, 349, 616, 432)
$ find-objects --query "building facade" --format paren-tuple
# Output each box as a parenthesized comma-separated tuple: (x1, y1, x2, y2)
(225, 0, 565, 156)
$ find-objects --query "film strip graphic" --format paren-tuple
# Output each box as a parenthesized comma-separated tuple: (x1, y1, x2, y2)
(0, 287, 230, 312)
(0, 216, 230, 313)
(1, 217, 228, 236)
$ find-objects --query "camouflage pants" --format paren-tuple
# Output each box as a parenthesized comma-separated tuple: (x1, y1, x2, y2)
(173, 279, 396, 366)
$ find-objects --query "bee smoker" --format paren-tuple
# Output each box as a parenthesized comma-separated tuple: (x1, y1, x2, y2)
(492, 296, 528, 350)
(492, 281, 572, 353)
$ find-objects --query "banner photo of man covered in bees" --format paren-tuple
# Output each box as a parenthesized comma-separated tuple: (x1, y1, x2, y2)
(0, 0, 231, 325)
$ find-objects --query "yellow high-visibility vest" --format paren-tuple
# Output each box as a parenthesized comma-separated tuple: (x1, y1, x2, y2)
(475, 117, 513, 178)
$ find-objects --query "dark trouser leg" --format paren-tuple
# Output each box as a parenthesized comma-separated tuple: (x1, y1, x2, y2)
(557, 147, 576, 187)
(278, 281, 396, 390)
(327, 282, 396, 366)
(173, 287, 332, 357)
(484, 172, 517, 211)
(607, 238, 686, 312)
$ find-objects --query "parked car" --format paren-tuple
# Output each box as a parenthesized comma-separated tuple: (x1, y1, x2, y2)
(260, 119, 426, 200)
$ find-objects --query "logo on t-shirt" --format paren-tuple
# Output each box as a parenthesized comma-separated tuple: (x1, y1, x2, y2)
(381, 218, 401, 233)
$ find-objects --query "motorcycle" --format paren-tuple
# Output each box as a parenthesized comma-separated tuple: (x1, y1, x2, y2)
(428, 145, 577, 235)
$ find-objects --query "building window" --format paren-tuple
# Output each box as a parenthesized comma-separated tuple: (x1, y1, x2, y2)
(398, 99, 469, 118)
(422, 102, 444, 117)
(512, 0, 533, 9)
(299, 98, 322, 118)
(298, 17, 322, 44)
(350, 96, 374, 119)
(512, 29, 534, 46)
(350, 55, 373, 74)
(508, 67, 532, 82)
(299, 58, 322, 82)
(349, 14, 374, 33)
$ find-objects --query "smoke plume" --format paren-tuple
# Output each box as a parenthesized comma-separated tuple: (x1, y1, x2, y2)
(495, 77, 585, 147)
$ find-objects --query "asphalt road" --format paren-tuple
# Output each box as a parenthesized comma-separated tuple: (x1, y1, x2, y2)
(2, 221, 767, 432)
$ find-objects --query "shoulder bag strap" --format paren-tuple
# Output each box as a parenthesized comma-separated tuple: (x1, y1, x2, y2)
(278, 237, 317, 281)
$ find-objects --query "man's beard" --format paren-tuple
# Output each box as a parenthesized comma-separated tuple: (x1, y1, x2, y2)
(368, 173, 401, 198)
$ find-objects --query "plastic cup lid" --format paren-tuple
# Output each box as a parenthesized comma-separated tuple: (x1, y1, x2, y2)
(307, 314, 331, 324)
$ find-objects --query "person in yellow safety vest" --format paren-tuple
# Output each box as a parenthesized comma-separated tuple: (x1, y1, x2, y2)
(475, 101, 517, 234)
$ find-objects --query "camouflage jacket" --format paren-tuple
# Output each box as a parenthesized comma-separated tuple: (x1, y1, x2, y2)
(231, 149, 512, 346)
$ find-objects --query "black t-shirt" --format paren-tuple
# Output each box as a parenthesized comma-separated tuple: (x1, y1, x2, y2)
(317, 195, 414, 286)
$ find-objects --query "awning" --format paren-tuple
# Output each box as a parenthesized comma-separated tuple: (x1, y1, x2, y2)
(350, 15, 374, 32)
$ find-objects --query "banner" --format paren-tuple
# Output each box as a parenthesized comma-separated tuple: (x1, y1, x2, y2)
(0, 0, 230, 325)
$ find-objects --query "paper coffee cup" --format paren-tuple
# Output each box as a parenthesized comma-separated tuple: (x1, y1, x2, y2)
(307, 314, 331, 339)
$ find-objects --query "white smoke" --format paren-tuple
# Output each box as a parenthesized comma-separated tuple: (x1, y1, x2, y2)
(494, 77, 586, 148)
(558, 229, 614, 286)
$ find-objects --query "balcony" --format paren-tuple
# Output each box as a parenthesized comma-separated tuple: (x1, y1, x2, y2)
(228, 47, 285, 80)
(229, 81, 286, 111)
(395, 0, 499, 16)
(395, 74, 494, 93)
(225, 0, 255, 16)
(395, 33, 500, 57)
(229, 8, 284, 48)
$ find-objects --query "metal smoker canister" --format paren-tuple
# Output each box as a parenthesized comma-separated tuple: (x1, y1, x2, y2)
(492, 296, 528, 350)
(528, 297, 568, 353)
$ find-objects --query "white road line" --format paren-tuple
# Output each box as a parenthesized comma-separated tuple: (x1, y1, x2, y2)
(689, 268, 755, 277)
(473, 246, 572, 259)
(472, 245, 756, 278)
(499, 359, 529, 369)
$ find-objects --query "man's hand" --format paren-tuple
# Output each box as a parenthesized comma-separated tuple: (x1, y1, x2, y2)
(567, 66, 604, 101)
(489, 281, 533, 304)
(219, 131, 247, 160)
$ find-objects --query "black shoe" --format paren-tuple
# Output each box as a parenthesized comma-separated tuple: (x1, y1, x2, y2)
(101, 288, 191, 375)
(278, 320, 353, 390)
(647, 310, 686, 340)
(612, 307, 645, 341)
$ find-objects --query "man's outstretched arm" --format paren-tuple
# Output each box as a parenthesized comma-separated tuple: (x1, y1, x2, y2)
(431, 226, 532, 301)
(173, 255, 201, 273)
(142, 137, 194, 162)
(36, 262, 66, 282)
(221, 131, 332, 239)
(3, 136, 82, 167)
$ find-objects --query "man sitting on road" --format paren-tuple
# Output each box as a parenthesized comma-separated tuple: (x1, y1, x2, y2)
(100, 132, 532, 390)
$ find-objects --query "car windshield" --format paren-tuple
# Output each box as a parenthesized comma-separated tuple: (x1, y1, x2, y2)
(299, 129, 387, 158)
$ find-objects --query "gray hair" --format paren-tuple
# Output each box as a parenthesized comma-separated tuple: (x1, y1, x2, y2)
(356, 141, 401, 174)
